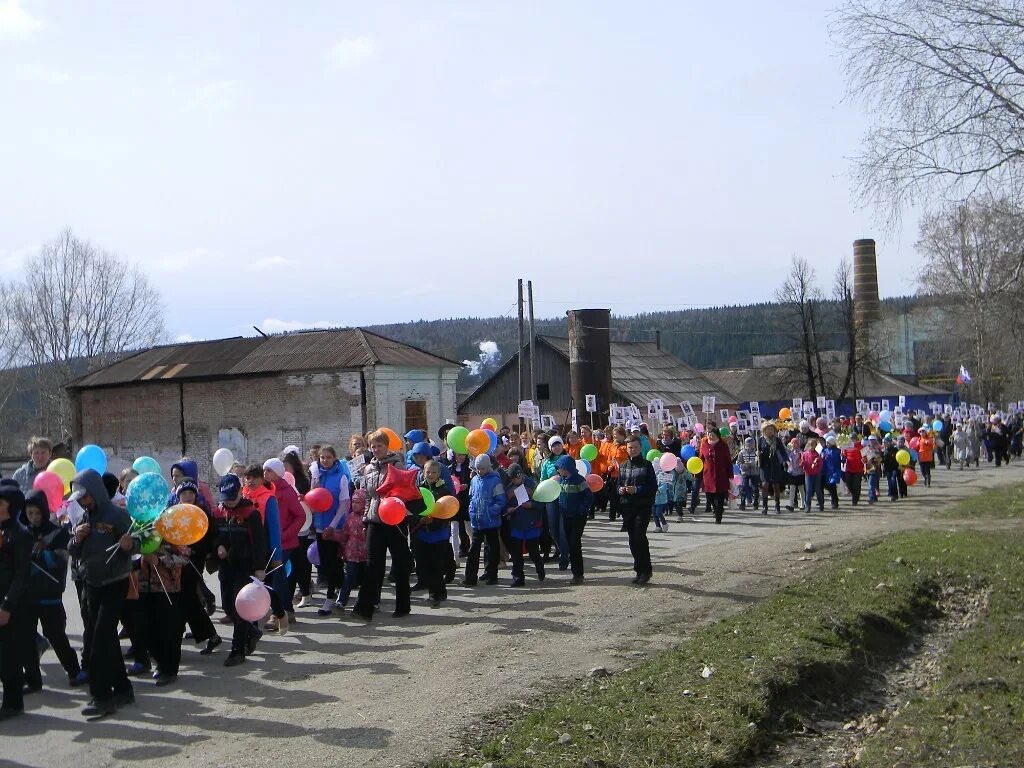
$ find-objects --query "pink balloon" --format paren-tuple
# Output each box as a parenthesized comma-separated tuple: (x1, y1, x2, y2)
(32, 470, 65, 513)
(693, 423, 705, 434)
(235, 580, 271, 622)
(659, 453, 679, 472)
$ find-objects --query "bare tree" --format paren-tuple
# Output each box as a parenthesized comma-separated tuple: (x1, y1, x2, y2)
(833, 0, 1024, 216)
(916, 197, 1024, 400)
(8, 230, 166, 440)
(775, 257, 825, 402)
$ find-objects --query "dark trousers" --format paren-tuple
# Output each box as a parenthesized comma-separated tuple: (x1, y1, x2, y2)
(501, 523, 544, 580)
(465, 527, 500, 582)
(339, 560, 366, 606)
(413, 538, 448, 599)
(920, 460, 934, 485)
(0, 611, 33, 711)
(121, 595, 148, 665)
(845, 472, 862, 504)
(85, 578, 132, 703)
(688, 474, 703, 512)
(24, 602, 81, 685)
(73, 579, 92, 671)
(219, 566, 256, 656)
(354, 523, 411, 618)
(316, 534, 343, 598)
(181, 563, 217, 644)
(563, 516, 587, 578)
(142, 592, 184, 676)
(707, 491, 726, 522)
(288, 542, 312, 598)
(607, 477, 621, 520)
(546, 502, 568, 568)
(621, 507, 652, 576)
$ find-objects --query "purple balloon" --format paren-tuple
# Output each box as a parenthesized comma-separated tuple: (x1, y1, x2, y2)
(306, 541, 320, 566)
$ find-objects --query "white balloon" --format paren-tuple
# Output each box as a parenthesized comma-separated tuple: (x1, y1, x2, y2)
(212, 447, 235, 476)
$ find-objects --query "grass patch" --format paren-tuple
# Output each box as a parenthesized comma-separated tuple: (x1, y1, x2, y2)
(430, 526, 1024, 768)
(935, 479, 1024, 519)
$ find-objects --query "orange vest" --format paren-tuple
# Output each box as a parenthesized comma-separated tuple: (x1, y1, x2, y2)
(918, 437, 934, 463)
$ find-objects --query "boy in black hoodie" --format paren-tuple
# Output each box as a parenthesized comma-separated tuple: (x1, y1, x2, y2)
(0, 484, 33, 720)
(21, 490, 85, 691)
(67, 469, 137, 719)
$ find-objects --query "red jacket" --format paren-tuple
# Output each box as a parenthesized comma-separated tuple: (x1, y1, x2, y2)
(843, 446, 865, 474)
(699, 438, 733, 494)
(272, 477, 306, 551)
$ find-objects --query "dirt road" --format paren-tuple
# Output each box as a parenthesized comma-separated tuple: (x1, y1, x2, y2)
(3, 462, 1021, 768)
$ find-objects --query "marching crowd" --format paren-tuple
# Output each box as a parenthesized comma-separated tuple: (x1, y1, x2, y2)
(0, 408, 1020, 721)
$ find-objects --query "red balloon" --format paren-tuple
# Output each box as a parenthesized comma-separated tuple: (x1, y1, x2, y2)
(378, 497, 407, 525)
(33, 470, 65, 513)
(585, 473, 604, 492)
(903, 468, 918, 486)
(305, 488, 333, 513)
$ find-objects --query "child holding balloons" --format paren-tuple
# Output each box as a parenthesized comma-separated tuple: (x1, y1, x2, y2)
(137, 540, 190, 686)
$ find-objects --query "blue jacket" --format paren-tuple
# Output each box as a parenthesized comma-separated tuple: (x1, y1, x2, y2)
(313, 460, 350, 531)
(822, 446, 844, 485)
(507, 476, 542, 540)
(557, 471, 594, 518)
(468, 471, 505, 530)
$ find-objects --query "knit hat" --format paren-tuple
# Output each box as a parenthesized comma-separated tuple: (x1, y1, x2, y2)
(263, 457, 286, 478)
(474, 454, 492, 472)
(743, 437, 754, 447)
(176, 479, 200, 497)
(826, 435, 837, 446)
(547, 435, 564, 449)
(555, 455, 576, 473)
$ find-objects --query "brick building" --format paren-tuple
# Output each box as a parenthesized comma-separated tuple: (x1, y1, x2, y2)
(67, 328, 461, 483)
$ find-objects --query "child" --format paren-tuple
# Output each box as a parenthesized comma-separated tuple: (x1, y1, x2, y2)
(333, 486, 368, 609)
(22, 490, 85, 690)
(554, 454, 593, 584)
(822, 436, 843, 510)
(785, 438, 804, 511)
(464, 454, 505, 586)
(842, 437, 865, 506)
(137, 540, 190, 686)
(670, 461, 690, 522)
(502, 463, 545, 586)
(737, 437, 760, 511)
(864, 436, 882, 504)
(214, 474, 268, 667)
(653, 466, 671, 532)
(800, 437, 824, 512)
(174, 480, 221, 654)
(917, 428, 935, 486)
(881, 437, 901, 502)
(414, 460, 454, 606)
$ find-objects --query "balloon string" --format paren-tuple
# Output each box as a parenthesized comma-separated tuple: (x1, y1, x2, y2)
(31, 561, 61, 584)
(151, 558, 173, 605)
(264, 548, 276, 574)
(263, 562, 285, 580)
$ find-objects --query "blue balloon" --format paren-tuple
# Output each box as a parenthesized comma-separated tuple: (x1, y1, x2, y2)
(878, 420, 892, 433)
(126, 472, 169, 524)
(909, 448, 919, 462)
(578, 458, 591, 475)
(133, 456, 161, 475)
(732, 463, 741, 475)
(879, 409, 892, 424)
(76, 444, 107, 474)
(487, 429, 498, 454)
(681, 445, 697, 460)
(932, 420, 944, 432)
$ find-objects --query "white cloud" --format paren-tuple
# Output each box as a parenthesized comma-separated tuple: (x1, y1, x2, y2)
(259, 318, 337, 334)
(187, 80, 235, 111)
(245, 255, 288, 272)
(0, 0, 42, 44)
(325, 36, 375, 72)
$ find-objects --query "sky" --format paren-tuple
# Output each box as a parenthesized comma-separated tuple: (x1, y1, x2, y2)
(0, 0, 922, 343)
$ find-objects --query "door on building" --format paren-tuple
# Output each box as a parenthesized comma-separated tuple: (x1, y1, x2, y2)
(405, 400, 428, 435)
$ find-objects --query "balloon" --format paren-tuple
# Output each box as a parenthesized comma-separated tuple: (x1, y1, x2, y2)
(646, 449, 661, 462)
(306, 541, 320, 566)
(446, 426, 470, 454)
(133, 456, 161, 476)
(235, 580, 271, 622)
(686, 457, 704, 474)
(380, 428, 403, 452)
(728, 415, 737, 424)
(465, 429, 491, 457)
(879, 409, 892, 424)
(878, 421, 892, 434)
(659, 453, 679, 472)
(732, 463, 741, 475)
(419, 487, 436, 516)
(487, 429, 498, 454)
(580, 443, 598, 462)
(533, 478, 561, 503)
(719, 427, 730, 437)
(48, 458, 76, 493)
(575, 459, 591, 476)
(896, 449, 911, 466)
(680, 445, 697, 461)
(909, 448, 919, 462)
(126, 472, 169, 524)
(779, 407, 792, 420)
(932, 420, 944, 432)
(868, 411, 880, 425)
(378, 497, 407, 525)
(481, 418, 498, 431)
(585, 473, 604, 492)
(431, 495, 460, 520)
(693, 423, 705, 434)
(903, 468, 918, 486)
(75, 445, 107, 475)
(305, 488, 333, 513)
(33, 471, 65, 512)
(140, 533, 163, 555)
(283, 471, 296, 488)
(212, 448, 234, 476)
(155, 503, 209, 546)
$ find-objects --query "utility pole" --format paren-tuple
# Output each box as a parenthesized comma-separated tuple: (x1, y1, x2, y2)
(517, 279, 526, 431)
(527, 279, 536, 406)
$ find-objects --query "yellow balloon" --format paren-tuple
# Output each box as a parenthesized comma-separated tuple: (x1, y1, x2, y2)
(48, 458, 76, 493)
(481, 417, 498, 431)
(685, 457, 704, 474)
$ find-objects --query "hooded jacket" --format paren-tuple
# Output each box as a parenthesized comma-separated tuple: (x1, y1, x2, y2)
(12, 460, 47, 495)
(822, 446, 843, 485)
(243, 482, 284, 563)
(67, 469, 136, 587)
(271, 477, 306, 550)
(312, 459, 351, 531)
(0, 486, 32, 613)
(168, 459, 216, 510)
(361, 452, 403, 525)
(468, 469, 505, 530)
(24, 489, 71, 603)
(555, 456, 594, 517)
(214, 498, 268, 572)
(506, 475, 542, 540)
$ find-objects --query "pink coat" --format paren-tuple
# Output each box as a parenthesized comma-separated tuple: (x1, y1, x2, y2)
(272, 477, 306, 551)
(335, 508, 368, 563)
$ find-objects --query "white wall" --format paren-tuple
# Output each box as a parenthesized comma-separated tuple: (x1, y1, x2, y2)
(369, 365, 460, 441)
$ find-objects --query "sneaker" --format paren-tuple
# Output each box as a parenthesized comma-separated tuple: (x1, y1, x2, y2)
(224, 653, 245, 667)
(82, 699, 117, 719)
(662, 522, 670, 532)
(317, 598, 335, 616)
(200, 636, 222, 656)
(293, 594, 307, 608)
(265, 616, 280, 632)
(127, 661, 151, 677)
(69, 670, 89, 687)
(636, 572, 652, 585)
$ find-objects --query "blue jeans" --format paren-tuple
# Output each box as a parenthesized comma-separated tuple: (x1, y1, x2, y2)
(652, 504, 668, 528)
(338, 560, 365, 606)
(887, 470, 900, 499)
(867, 472, 879, 502)
(547, 502, 569, 568)
(803, 474, 824, 510)
(740, 475, 760, 505)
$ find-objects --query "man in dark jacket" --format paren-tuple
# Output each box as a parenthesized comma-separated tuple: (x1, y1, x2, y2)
(0, 485, 33, 719)
(67, 469, 136, 719)
(617, 436, 656, 585)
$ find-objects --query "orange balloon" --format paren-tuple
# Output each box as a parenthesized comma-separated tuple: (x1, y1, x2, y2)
(380, 427, 403, 452)
(585, 473, 605, 492)
(779, 407, 792, 420)
(155, 503, 209, 546)
(431, 495, 460, 520)
(465, 429, 491, 457)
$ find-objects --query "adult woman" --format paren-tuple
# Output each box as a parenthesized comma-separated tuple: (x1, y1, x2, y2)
(352, 431, 412, 621)
(756, 422, 788, 514)
(699, 424, 733, 524)
(311, 446, 351, 616)
(601, 427, 629, 522)
(657, 426, 682, 457)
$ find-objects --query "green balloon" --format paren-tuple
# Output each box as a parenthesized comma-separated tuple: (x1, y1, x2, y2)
(646, 449, 661, 462)
(140, 533, 162, 555)
(719, 427, 731, 437)
(419, 487, 436, 516)
(446, 426, 470, 454)
(580, 443, 599, 462)
(533, 477, 561, 503)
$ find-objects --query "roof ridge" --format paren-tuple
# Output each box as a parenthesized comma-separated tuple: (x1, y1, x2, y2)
(353, 328, 380, 365)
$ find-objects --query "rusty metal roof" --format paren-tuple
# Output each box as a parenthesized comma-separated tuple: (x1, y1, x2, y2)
(69, 328, 461, 389)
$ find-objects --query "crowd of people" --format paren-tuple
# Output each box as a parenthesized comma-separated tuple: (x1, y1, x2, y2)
(0, 407, 1020, 721)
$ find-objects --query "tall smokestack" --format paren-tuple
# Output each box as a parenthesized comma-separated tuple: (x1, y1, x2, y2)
(566, 308, 612, 420)
(853, 238, 881, 354)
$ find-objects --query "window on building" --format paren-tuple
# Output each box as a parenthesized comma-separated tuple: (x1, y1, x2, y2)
(405, 400, 428, 433)
(536, 383, 550, 401)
